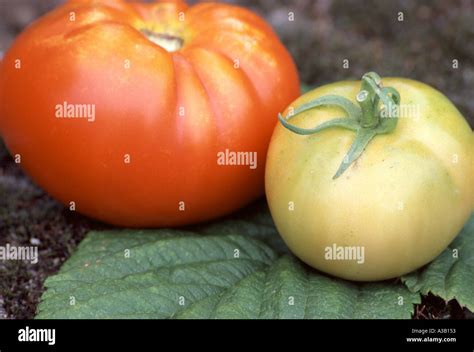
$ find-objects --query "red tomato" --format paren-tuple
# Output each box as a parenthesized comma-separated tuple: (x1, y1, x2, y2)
(0, 0, 299, 226)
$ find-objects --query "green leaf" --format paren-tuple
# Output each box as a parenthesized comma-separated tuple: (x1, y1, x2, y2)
(300, 83, 313, 94)
(402, 214, 474, 311)
(37, 230, 276, 319)
(176, 256, 419, 319)
(37, 207, 420, 319)
(195, 201, 289, 255)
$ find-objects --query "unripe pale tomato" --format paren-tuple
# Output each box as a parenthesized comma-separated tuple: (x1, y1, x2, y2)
(266, 73, 473, 281)
(0, 0, 299, 227)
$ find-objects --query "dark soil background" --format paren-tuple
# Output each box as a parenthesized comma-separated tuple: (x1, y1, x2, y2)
(0, 0, 473, 319)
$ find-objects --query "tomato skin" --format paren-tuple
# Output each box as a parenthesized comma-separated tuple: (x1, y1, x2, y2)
(265, 78, 473, 281)
(0, 0, 299, 227)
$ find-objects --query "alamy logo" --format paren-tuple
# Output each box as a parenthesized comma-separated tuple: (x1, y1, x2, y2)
(0, 244, 38, 264)
(380, 101, 420, 120)
(55, 101, 96, 122)
(324, 243, 365, 264)
(18, 326, 55, 345)
(217, 149, 257, 170)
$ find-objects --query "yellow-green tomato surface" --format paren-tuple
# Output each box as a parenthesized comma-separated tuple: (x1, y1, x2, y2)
(265, 78, 473, 281)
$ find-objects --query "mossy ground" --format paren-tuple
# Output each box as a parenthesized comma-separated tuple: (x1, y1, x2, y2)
(0, 0, 473, 319)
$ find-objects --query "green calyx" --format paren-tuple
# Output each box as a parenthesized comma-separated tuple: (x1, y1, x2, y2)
(278, 72, 401, 179)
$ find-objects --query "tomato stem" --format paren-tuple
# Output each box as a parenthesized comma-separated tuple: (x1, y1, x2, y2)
(278, 72, 400, 179)
(141, 29, 184, 52)
(357, 90, 377, 128)
(358, 72, 385, 128)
